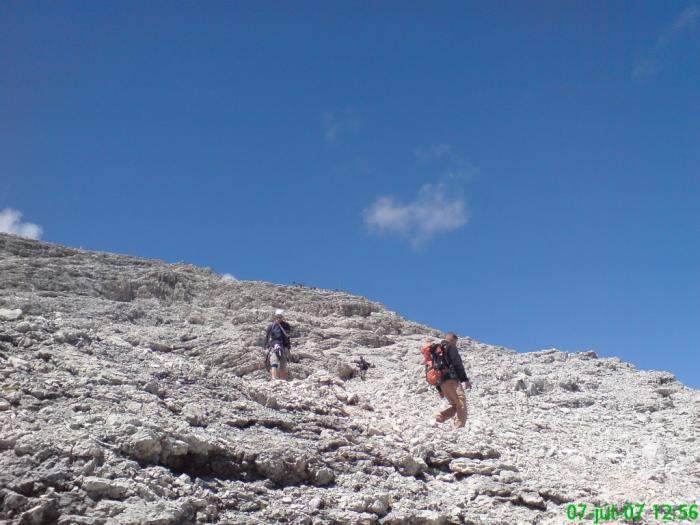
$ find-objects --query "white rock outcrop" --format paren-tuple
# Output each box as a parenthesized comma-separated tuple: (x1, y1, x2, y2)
(0, 233, 698, 524)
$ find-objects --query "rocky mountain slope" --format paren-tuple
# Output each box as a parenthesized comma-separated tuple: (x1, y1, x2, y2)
(0, 233, 698, 525)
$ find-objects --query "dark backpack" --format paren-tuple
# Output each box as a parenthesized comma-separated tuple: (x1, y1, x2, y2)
(429, 343, 451, 371)
(421, 342, 453, 385)
(267, 321, 291, 348)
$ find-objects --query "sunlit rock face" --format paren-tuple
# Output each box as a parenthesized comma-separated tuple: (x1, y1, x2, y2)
(1, 233, 698, 524)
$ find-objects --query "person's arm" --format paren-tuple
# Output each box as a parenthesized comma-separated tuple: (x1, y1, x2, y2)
(283, 322, 292, 349)
(448, 345, 469, 383)
(264, 323, 272, 348)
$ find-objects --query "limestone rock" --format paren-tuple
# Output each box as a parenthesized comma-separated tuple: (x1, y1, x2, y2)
(81, 477, 131, 500)
(0, 233, 698, 524)
(0, 308, 22, 321)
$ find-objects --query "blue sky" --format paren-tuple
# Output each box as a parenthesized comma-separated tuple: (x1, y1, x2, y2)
(2, 2, 699, 388)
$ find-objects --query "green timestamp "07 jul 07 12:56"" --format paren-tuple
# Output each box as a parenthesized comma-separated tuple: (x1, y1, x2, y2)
(565, 503, 699, 523)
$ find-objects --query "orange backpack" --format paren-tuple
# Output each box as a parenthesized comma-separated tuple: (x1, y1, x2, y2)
(421, 341, 450, 385)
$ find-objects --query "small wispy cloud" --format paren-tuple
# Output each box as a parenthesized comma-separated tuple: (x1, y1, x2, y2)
(363, 182, 468, 248)
(0, 208, 43, 239)
(221, 273, 236, 281)
(322, 108, 361, 144)
(414, 143, 480, 181)
(659, 5, 700, 45)
(634, 5, 700, 78)
(632, 58, 660, 79)
(363, 144, 477, 247)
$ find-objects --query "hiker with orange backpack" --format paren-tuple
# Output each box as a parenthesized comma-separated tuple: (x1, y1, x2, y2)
(421, 332, 471, 428)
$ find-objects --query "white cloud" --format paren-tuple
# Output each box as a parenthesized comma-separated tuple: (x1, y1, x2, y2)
(322, 108, 361, 144)
(0, 208, 43, 239)
(363, 183, 468, 247)
(221, 273, 236, 281)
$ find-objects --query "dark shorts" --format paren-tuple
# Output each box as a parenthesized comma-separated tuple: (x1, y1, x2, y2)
(268, 344, 288, 371)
